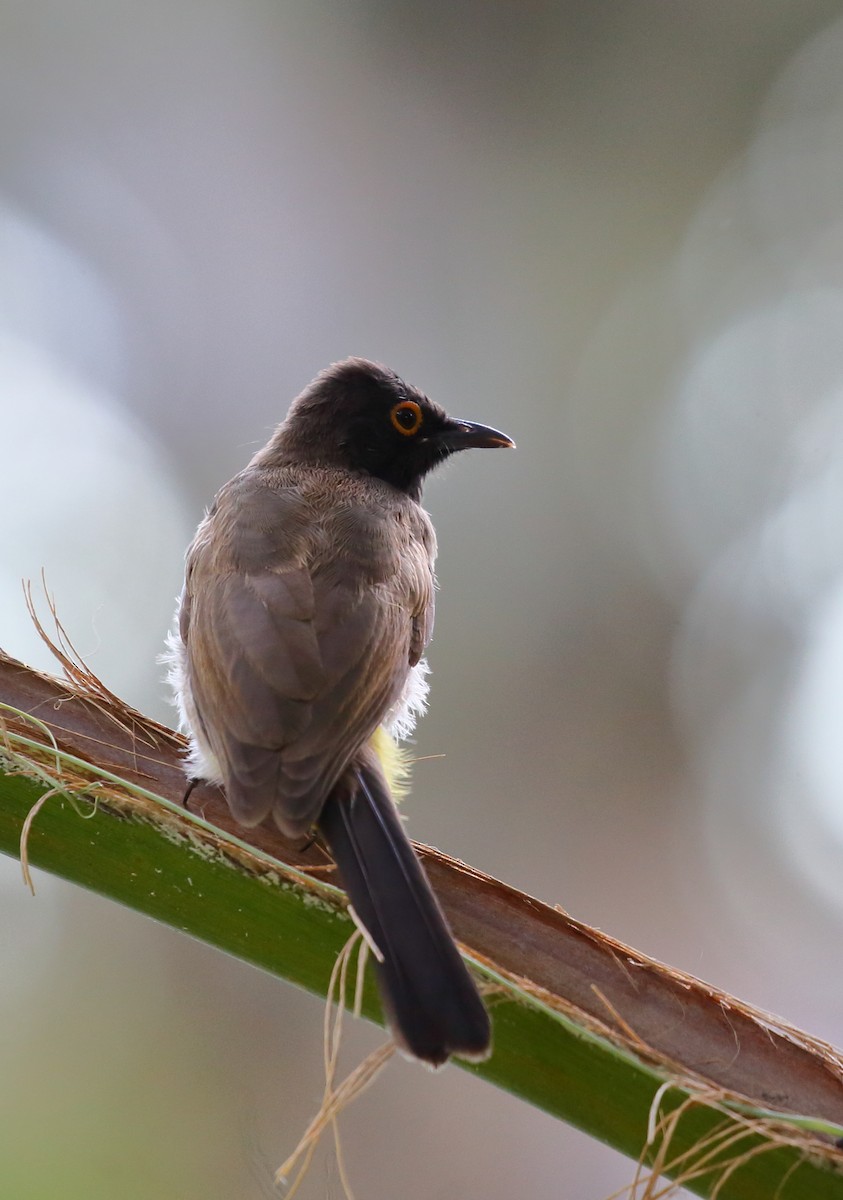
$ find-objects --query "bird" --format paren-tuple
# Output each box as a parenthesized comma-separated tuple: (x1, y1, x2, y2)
(166, 357, 514, 1066)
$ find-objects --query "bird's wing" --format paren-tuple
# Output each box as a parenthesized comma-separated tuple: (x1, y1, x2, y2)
(182, 474, 433, 834)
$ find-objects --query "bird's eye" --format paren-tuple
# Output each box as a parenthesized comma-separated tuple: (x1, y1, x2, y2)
(389, 400, 423, 436)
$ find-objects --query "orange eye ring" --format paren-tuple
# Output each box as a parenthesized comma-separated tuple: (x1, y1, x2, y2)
(389, 399, 424, 436)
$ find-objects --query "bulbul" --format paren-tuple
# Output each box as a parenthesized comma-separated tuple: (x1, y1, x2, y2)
(167, 357, 514, 1066)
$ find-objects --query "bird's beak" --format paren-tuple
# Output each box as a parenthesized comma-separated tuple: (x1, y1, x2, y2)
(438, 418, 516, 451)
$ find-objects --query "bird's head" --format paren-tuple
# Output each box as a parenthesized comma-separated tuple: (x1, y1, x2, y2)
(261, 358, 514, 498)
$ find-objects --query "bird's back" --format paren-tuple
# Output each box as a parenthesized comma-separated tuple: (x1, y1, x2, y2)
(177, 463, 436, 836)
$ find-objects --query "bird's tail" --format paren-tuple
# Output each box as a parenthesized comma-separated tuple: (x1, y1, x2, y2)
(316, 757, 491, 1068)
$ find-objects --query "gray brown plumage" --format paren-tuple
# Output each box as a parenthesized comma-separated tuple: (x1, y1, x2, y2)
(167, 357, 513, 1065)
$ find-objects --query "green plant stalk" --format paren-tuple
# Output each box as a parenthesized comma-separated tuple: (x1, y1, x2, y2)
(1, 743, 842, 1198)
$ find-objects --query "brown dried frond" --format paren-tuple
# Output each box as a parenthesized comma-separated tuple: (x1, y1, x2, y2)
(23, 574, 180, 756)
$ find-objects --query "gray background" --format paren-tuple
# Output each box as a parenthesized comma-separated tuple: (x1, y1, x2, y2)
(3, 3, 843, 1196)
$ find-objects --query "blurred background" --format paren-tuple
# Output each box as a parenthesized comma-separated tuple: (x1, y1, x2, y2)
(3, 1, 843, 1195)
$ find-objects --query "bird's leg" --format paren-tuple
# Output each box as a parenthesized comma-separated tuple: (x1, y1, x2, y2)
(182, 777, 200, 810)
(293, 827, 335, 873)
(298, 828, 319, 853)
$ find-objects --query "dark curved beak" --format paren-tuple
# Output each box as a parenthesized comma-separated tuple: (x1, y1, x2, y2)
(439, 418, 516, 451)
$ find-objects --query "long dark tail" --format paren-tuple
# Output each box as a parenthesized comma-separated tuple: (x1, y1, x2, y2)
(316, 759, 491, 1068)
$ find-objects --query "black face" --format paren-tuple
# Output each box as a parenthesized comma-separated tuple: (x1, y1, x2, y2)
(338, 380, 459, 494)
(284, 358, 514, 498)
